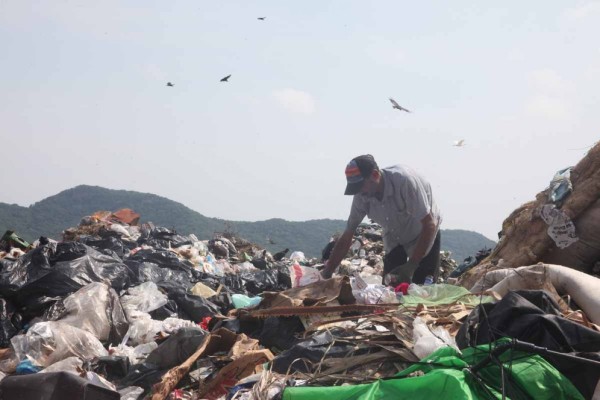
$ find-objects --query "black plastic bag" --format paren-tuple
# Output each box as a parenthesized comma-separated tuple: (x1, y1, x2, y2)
(157, 281, 221, 322)
(116, 363, 167, 393)
(146, 327, 207, 369)
(149, 300, 180, 320)
(80, 236, 129, 259)
(137, 227, 192, 249)
(0, 371, 120, 400)
(126, 249, 200, 281)
(0, 243, 129, 317)
(272, 330, 370, 374)
(0, 298, 22, 347)
(259, 317, 303, 351)
(124, 260, 193, 289)
(91, 356, 131, 381)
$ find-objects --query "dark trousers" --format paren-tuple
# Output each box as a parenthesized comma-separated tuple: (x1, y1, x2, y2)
(383, 231, 441, 284)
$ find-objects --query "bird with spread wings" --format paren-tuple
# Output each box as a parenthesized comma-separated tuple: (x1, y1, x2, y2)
(389, 98, 410, 113)
(453, 139, 466, 147)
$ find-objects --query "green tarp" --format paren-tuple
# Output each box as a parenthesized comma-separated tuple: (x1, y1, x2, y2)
(402, 283, 494, 307)
(283, 339, 584, 400)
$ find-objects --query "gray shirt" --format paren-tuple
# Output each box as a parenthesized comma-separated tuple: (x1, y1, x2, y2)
(346, 164, 441, 255)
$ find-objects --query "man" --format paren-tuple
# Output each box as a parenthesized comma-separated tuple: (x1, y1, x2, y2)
(321, 154, 442, 284)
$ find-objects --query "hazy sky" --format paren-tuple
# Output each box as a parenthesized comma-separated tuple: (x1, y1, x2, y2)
(1, 1, 599, 240)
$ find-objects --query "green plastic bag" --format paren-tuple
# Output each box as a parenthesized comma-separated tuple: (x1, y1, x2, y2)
(282, 339, 584, 400)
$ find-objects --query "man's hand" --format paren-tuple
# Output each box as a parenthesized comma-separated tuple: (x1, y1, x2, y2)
(383, 259, 420, 285)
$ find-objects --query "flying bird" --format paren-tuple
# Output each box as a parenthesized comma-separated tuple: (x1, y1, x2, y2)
(257, 17, 266, 20)
(166, 82, 174, 87)
(389, 98, 410, 113)
(220, 74, 231, 82)
(453, 139, 466, 147)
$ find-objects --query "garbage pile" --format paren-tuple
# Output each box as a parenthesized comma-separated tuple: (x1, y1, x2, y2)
(0, 206, 599, 399)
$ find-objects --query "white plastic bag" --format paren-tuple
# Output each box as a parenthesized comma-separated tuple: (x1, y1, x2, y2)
(289, 263, 321, 287)
(289, 251, 306, 262)
(412, 317, 458, 359)
(11, 321, 108, 367)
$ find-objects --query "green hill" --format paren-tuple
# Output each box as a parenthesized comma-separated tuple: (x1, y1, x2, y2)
(0, 185, 495, 260)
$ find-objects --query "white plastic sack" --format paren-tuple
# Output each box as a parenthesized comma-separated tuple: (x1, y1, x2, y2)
(11, 321, 108, 367)
(289, 263, 321, 287)
(121, 282, 168, 316)
(289, 251, 306, 262)
(412, 317, 458, 359)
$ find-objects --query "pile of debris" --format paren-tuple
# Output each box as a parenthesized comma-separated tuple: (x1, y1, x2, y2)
(2, 137, 600, 400)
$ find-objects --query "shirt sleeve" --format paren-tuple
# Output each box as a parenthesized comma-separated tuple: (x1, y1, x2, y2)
(346, 195, 368, 232)
(398, 174, 431, 221)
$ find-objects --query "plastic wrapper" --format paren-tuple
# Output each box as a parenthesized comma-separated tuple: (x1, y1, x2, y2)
(110, 342, 158, 366)
(122, 311, 197, 346)
(231, 294, 262, 308)
(412, 317, 458, 359)
(11, 321, 108, 367)
(122, 313, 163, 346)
(289, 264, 321, 288)
(121, 282, 168, 315)
(86, 371, 117, 391)
(46, 282, 128, 344)
(118, 386, 144, 400)
(190, 282, 217, 298)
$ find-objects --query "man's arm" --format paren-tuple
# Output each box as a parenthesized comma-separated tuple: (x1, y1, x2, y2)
(321, 229, 354, 278)
(409, 213, 437, 263)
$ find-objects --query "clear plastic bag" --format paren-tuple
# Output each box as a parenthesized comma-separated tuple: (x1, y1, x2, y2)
(121, 282, 168, 315)
(52, 282, 128, 343)
(412, 317, 458, 359)
(40, 356, 83, 375)
(11, 321, 108, 367)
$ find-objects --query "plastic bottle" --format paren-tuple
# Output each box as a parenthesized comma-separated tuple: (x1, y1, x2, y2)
(424, 275, 434, 285)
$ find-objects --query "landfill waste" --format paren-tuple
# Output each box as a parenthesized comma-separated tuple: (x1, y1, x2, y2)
(0, 200, 600, 399)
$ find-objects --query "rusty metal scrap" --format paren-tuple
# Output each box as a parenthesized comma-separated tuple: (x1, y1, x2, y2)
(243, 303, 401, 318)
